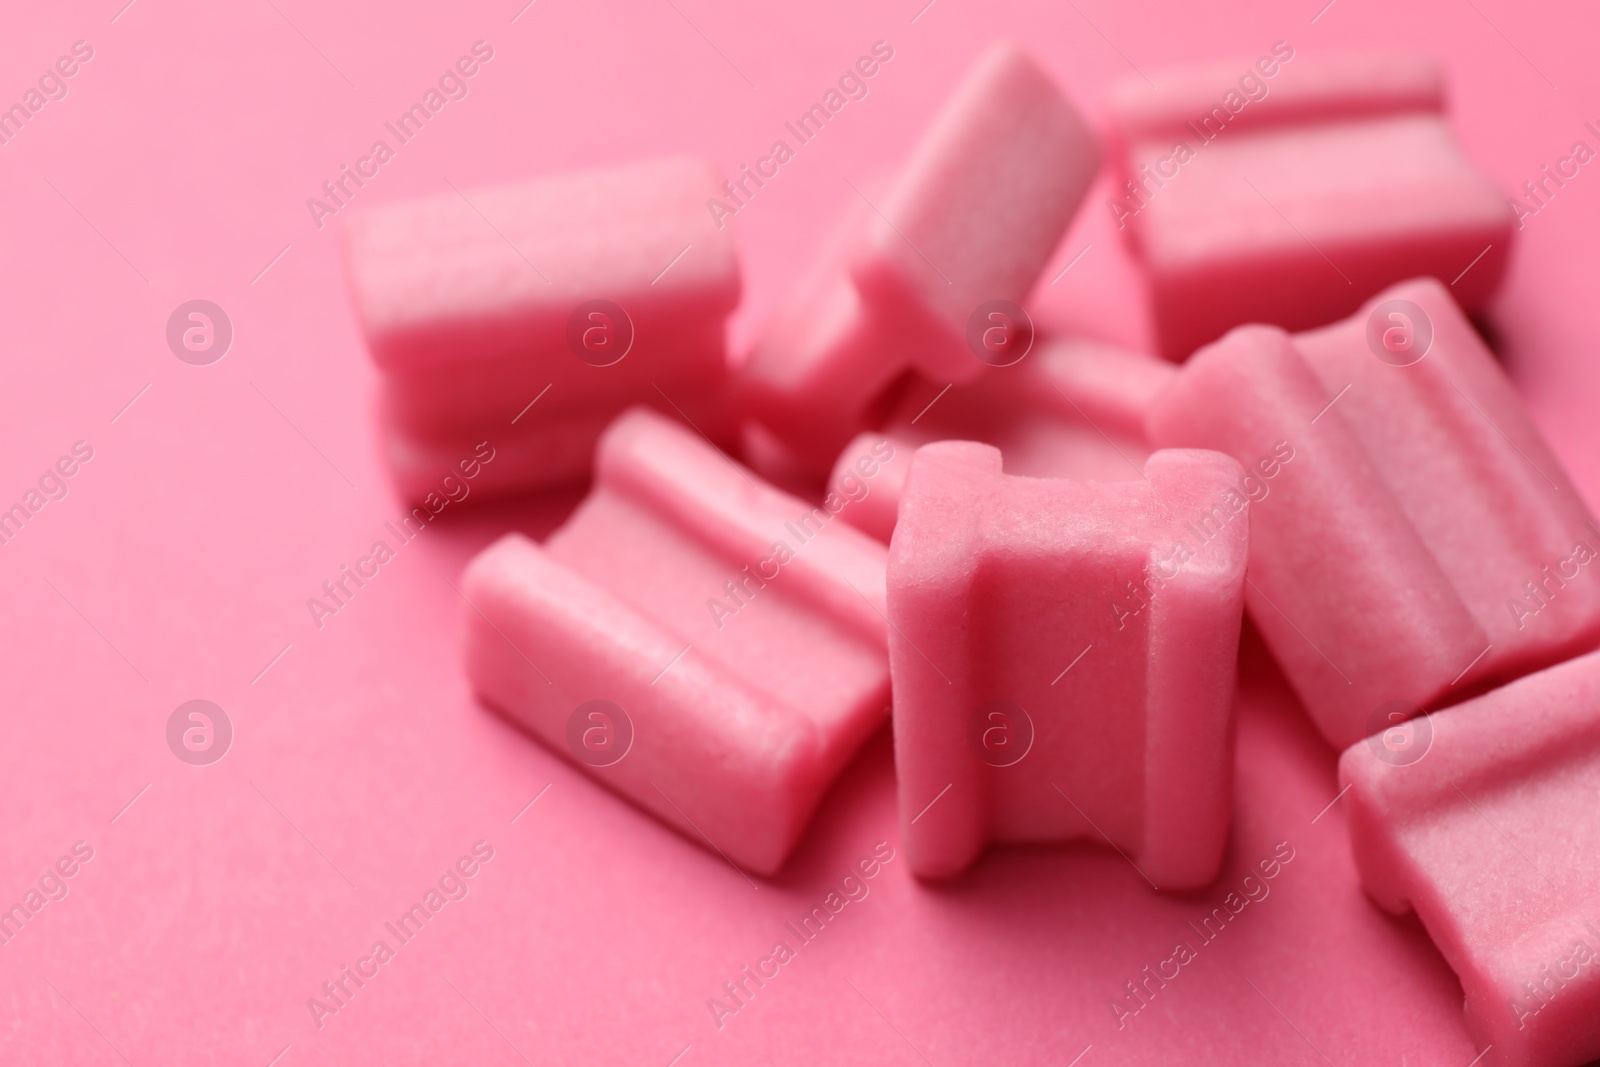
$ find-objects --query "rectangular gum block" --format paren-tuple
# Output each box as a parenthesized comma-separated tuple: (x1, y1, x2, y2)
(342, 156, 740, 490)
(887, 441, 1248, 885)
(738, 43, 1099, 470)
(1339, 648, 1600, 1067)
(850, 42, 1101, 378)
(1145, 278, 1600, 749)
(460, 408, 890, 875)
(1106, 51, 1511, 358)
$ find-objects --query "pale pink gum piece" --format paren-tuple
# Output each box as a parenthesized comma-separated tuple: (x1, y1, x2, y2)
(825, 433, 915, 543)
(740, 43, 1100, 470)
(1106, 53, 1511, 358)
(1339, 648, 1600, 1067)
(1146, 278, 1600, 750)
(342, 156, 740, 495)
(1108, 52, 1444, 140)
(460, 408, 889, 875)
(888, 442, 1248, 884)
(827, 338, 1177, 540)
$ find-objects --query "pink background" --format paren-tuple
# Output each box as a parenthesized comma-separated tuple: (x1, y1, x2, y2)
(2, 0, 1596, 1062)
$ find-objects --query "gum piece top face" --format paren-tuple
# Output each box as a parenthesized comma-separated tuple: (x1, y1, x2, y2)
(1146, 278, 1600, 749)
(887, 442, 1248, 885)
(1108, 51, 1444, 140)
(343, 155, 739, 376)
(739, 43, 1099, 468)
(1105, 51, 1510, 358)
(853, 43, 1101, 364)
(460, 408, 890, 875)
(1131, 116, 1504, 271)
(1339, 648, 1600, 1067)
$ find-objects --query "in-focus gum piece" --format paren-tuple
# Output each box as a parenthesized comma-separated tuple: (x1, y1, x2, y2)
(888, 442, 1248, 884)
(460, 408, 890, 875)
(1146, 278, 1600, 750)
(827, 338, 1176, 541)
(1106, 51, 1512, 358)
(342, 156, 740, 498)
(1340, 649, 1600, 1067)
(740, 42, 1101, 471)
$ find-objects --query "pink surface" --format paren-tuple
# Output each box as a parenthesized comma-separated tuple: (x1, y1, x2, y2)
(1340, 648, 1600, 1066)
(887, 443, 1247, 884)
(461, 408, 890, 875)
(4, 1, 1600, 1064)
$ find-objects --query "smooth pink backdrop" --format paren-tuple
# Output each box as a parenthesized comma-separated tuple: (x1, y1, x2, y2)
(1, 0, 1596, 1063)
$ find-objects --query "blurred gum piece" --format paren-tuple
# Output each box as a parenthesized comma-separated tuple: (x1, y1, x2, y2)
(827, 338, 1176, 541)
(1146, 277, 1600, 749)
(1340, 648, 1600, 1067)
(460, 407, 890, 875)
(888, 441, 1248, 884)
(739, 42, 1101, 473)
(1106, 51, 1512, 358)
(342, 156, 741, 501)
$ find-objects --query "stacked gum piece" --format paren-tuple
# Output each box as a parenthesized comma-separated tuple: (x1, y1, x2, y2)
(342, 156, 740, 501)
(1340, 649, 1600, 1067)
(1107, 50, 1512, 357)
(460, 408, 890, 875)
(887, 442, 1248, 883)
(739, 42, 1101, 472)
(1147, 277, 1600, 749)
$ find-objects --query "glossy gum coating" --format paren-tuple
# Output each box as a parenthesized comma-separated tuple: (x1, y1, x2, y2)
(1339, 648, 1600, 1067)
(1146, 278, 1600, 749)
(739, 43, 1100, 470)
(1106, 52, 1510, 358)
(460, 408, 890, 875)
(887, 441, 1248, 883)
(342, 156, 740, 491)
(827, 338, 1176, 541)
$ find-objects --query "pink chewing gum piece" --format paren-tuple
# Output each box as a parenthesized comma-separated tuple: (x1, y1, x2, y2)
(1339, 648, 1600, 1067)
(460, 408, 890, 875)
(739, 43, 1100, 470)
(342, 156, 740, 496)
(825, 433, 913, 544)
(1146, 278, 1600, 750)
(887, 441, 1248, 884)
(1106, 52, 1511, 358)
(827, 338, 1176, 541)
